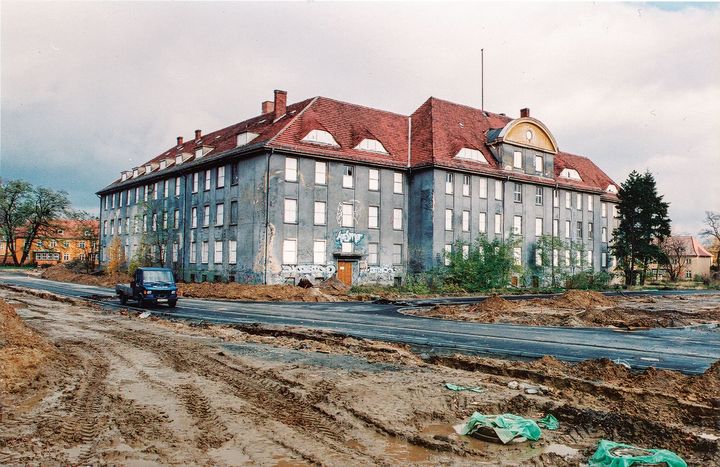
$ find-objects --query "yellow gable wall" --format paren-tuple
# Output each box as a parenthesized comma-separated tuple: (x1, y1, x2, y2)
(504, 121, 556, 153)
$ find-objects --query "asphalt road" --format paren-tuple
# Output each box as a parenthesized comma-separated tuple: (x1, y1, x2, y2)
(1, 272, 719, 375)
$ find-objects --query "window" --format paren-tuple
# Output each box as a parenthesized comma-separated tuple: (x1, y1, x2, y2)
(577, 221, 583, 239)
(588, 196, 593, 212)
(393, 208, 403, 230)
(191, 207, 198, 228)
(553, 250, 559, 266)
(613, 205, 620, 218)
(63, 253, 70, 261)
(535, 187, 543, 205)
(513, 151, 522, 169)
(228, 240, 237, 264)
(368, 243, 379, 265)
(495, 213, 502, 234)
(230, 201, 238, 224)
(445, 209, 453, 231)
(553, 189, 559, 207)
(144, 185, 149, 202)
(201, 241, 209, 264)
(302, 129, 339, 146)
(205, 170, 211, 191)
(313, 240, 326, 264)
(587, 250, 593, 268)
(479, 178, 488, 198)
(203, 205, 210, 227)
(560, 168, 582, 180)
(494, 180, 503, 200)
(355, 138, 388, 153)
(119, 192, 124, 207)
(343, 166, 354, 188)
(394, 172, 403, 194)
(164, 180, 169, 198)
(118, 220, 122, 234)
(535, 249, 542, 266)
(174, 210, 179, 229)
(462, 175, 470, 196)
(142, 215, 147, 232)
(285, 158, 297, 182)
(576, 193, 582, 210)
(162, 212, 168, 229)
(565, 221, 570, 239)
(315, 161, 326, 185)
(214, 241, 223, 264)
(513, 247, 522, 265)
(602, 227, 607, 242)
(455, 147, 487, 163)
(368, 206, 379, 228)
(513, 216, 522, 235)
(314, 201, 326, 225)
(479, 212, 486, 233)
(588, 222, 594, 237)
(602, 202, 607, 218)
(606, 184, 618, 194)
(342, 203, 354, 227)
(513, 183, 522, 203)
(462, 245, 470, 259)
(79, 241, 86, 249)
(190, 242, 197, 263)
(601, 252, 607, 268)
(462, 211, 470, 232)
(393, 244, 403, 265)
(535, 218, 543, 236)
(445, 173, 454, 194)
(175, 178, 181, 196)
(62, 241, 69, 248)
(237, 131, 258, 146)
(565, 192, 571, 209)
(195, 148, 204, 159)
(553, 219, 559, 236)
(368, 169, 379, 191)
(110, 194, 115, 208)
(216, 203, 224, 226)
(575, 250, 581, 266)
(217, 166, 225, 188)
(192, 173, 199, 193)
(565, 250, 571, 266)
(231, 162, 240, 185)
(283, 239, 297, 264)
(535, 155, 543, 173)
(444, 244, 452, 266)
(685, 270, 692, 279)
(284, 199, 297, 223)
(341, 241, 353, 253)
(175, 154, 184, 166)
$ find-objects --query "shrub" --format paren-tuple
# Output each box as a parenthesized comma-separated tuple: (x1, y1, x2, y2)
(565, 271, 613, 290)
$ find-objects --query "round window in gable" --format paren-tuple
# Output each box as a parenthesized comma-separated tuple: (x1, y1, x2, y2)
(526, 129, 533, 141)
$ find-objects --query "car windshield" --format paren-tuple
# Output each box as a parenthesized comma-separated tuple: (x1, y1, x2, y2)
(143, 270, 174, 283)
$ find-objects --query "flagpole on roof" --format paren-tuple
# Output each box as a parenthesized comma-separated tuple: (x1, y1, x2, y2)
(481, 48, 484, 112)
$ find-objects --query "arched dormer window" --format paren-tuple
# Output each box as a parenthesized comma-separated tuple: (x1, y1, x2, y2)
(606, 184, 618, 194)
(355, 138, 388, 154)
(560, 168, 582, 181)
(455, 147, 488, 164)
(302, 129, 339, 147)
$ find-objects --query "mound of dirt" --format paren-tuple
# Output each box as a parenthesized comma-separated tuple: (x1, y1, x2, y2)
(0, 299, 55, 394)
(177, 282, 346, 302)
(552, 290, 616, 309)
(469, 295, 518, 313)
(317, 276, 351, 293)
(41, 264, 130, 288)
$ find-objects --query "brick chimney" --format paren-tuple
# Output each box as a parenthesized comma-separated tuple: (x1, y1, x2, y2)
(262, 100, 274, 114)
(273, 90, 287, 120)
(520, 108, 530, 118)
(177, 136, 183, 146)
(195, 129, 202, 140)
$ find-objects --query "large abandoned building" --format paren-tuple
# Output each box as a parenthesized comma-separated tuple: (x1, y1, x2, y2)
(97, 90, 620, 286)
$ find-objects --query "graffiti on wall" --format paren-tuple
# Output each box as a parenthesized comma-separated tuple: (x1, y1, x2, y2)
(280, 263, 337, 279)
(358, 264, 399, 283)
(334, 229, 365, 249)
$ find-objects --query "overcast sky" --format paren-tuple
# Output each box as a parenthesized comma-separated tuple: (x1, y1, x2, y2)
(1, 1, 718, 236)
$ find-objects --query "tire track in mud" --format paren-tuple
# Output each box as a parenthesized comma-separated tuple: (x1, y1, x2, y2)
(175, 383, 231, 449)
(109, 329, 385, 465)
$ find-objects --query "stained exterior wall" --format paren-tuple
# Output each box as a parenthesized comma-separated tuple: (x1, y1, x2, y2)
(99, 149, 618, 286)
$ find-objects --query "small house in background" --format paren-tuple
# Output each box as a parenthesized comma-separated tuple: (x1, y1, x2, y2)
(0, 219, 99, 266)
(651, 235, 712, 281)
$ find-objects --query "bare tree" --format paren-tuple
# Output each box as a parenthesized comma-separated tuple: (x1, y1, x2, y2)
(659, 237, 687, 282)
(700, 211, 720, 267)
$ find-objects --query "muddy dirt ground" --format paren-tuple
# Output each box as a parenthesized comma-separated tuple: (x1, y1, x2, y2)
(1, 287, 719, 466)
(406, 290, 720, 329)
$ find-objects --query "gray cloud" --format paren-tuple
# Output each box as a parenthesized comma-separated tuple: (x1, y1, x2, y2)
(2, 1, 718, 235)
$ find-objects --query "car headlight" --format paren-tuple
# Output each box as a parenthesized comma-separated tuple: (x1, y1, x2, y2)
(144, 290, 151, 295)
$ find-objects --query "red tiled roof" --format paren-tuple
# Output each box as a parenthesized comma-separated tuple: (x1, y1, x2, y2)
(15, 219, 98, 239)
(671, 236, 712, 257)
(102, 93, 619, 198)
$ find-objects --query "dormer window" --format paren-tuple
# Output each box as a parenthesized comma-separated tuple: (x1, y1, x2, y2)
(145, 164, 153, 174)
(195, 148, 204, 159)
(121, 172, 128, 181)
(355, 138, 388, 154)
(560, 168, 582, 181)
(175, 154, 183, 165)
(237, 132, 259, 147)
(454, 148, 487, 163)
(606, 184, 618, 194)
(132, 168, 139, 178)
(302, 129, 339, 147)
(159, 160, 167, 170)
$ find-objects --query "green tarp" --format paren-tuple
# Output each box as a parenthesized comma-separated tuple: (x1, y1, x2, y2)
(537, 414, 559, 430)
(458, 413, 542, 444)
(444, 383, 484, 393)
(589, 440, 687, 467)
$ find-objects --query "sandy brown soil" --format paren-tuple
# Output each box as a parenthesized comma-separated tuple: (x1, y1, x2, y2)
(408, 290, 720, 329)
(1, 287, 718, 465)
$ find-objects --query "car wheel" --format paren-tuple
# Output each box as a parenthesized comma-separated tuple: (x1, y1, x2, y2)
(120, 295, 128, 305)
(168, 300, 177, 308)
(138, 298, 146, 308)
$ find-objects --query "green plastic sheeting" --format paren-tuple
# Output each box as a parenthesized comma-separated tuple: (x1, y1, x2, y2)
(537, 414, 559, 430)
(458, 413, 542, 444)
(589, 440, 687, 467)
(444, 383, 484, 393)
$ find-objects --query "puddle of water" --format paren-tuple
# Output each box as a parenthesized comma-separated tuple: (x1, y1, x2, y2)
(382, 435, 436, 464)
(272, 454, 307, 467)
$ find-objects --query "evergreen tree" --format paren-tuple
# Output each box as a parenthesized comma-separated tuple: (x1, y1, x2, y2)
(611, 170, 671, 286)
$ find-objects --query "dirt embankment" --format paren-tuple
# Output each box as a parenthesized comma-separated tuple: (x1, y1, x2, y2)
(411, 290, 720, 329)
(40, 264, 130, 288)
(1, 287, 718, 465)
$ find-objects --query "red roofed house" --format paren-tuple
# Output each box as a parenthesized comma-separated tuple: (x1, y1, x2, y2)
(651, 236, 713, 281)
(0, 219, 99, 266)
(97, 90, 620, 286)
